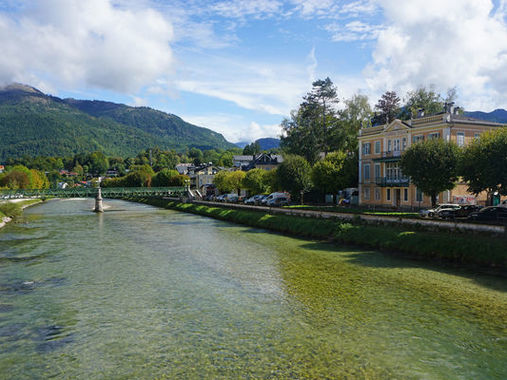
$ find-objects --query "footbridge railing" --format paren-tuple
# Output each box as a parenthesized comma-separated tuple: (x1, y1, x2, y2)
(0, 187, 186, 199)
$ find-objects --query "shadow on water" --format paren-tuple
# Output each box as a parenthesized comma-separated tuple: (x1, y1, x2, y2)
(35, 325, 74, 353)
(298, 240, 507, 292)
(0, 277, 67, 296)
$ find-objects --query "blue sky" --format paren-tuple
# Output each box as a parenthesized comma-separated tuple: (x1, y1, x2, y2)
(0, 0, 506, 143)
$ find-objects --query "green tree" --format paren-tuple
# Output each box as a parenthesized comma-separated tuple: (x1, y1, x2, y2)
(123, 170, 152, 187)
(373, 91, 400, 125)
(242, 168, 269, 194)
(202, 149, 220, 165)
(88, 151, 109, 176)
(311, 151, 348, 198)
(400, 86, 443, 120)
(30, 169, 50, 189)
(340, 94, 372, 152)
(280, 78, 341, 164)
(460, 127, 507, 200)
(263, 168, 279, 193)
(276, 155, 312, 202)
(214, 170, 246, 193)
(152, 169, 179, 187)
(243, 142, 261, 155)
(400, 139, 460, 206)
(217, 151, 234, 167)
(151, 169, 188, 187)
(0, 165, 32, 189)
(189, 148, 204, 165)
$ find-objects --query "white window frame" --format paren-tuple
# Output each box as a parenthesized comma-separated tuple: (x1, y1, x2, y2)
(375, 141, 381, 154)
(374, 187, 381, 201)
(364, 164, 370, 181)
(363, 187, 370, 200)
(457, 132, 465, 147)
(374, 164, 381, 180)
(413, 135, 424, 143)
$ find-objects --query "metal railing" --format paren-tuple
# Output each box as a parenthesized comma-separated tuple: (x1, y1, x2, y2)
(375, 176, 410, 187)
(0, 187, 186, 199)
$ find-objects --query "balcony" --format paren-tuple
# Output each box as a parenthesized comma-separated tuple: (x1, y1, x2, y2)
(375, 176, 410, 187)
(372, 151, 402, 162)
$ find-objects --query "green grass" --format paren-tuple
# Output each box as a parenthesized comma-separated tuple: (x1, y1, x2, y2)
(0, 199, 42, 219)
(131, 197, 507, 270)
(285, 204, 420, 218)
(0, 202, 22, 218)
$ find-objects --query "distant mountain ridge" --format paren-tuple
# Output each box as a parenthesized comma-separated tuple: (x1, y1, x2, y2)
(0, 84, 235, 160)
(255, 138, 280, 150)
(235, 138, 280, 150)
(464, 109, 507, 123)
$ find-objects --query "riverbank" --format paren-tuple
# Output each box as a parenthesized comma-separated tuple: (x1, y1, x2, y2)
(0, 199, 43, 229)
(130, 197, 507, 271)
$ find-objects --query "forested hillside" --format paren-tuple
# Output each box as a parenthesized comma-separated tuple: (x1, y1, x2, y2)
(0, 84, 234, 160)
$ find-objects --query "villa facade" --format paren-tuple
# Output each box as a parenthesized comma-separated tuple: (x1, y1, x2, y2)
(358, 109, 505, 208)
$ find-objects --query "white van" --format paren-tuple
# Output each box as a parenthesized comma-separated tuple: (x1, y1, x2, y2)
(261, 192, 290, 206)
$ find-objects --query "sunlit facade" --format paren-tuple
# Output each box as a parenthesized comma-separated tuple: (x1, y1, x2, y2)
(358, 110, 505, 208)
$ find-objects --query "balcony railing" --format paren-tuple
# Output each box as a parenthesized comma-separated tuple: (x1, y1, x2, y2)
(375, 176, 410, 187)
(372, 150, 403, 161)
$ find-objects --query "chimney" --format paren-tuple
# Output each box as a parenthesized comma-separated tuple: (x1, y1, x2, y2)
(445, 101, 455, 114)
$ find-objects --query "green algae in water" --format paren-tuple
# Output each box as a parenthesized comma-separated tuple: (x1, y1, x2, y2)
(0, 199, 506, 379)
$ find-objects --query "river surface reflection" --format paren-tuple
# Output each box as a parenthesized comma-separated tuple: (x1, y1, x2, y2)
(0, 199, 506, 378)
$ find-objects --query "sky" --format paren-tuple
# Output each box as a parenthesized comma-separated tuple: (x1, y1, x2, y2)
(0, 0, 506, 143)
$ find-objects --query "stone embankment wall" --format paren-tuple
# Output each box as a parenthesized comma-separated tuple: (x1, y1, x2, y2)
(190, 200, 505, 235)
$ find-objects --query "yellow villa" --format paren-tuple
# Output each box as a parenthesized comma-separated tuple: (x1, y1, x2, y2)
(358, 106, 506, 208)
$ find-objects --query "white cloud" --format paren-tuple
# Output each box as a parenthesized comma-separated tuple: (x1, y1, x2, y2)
(291, 0, 378, 19)
(325, 20, 382, 41)
(174, 49, 317, 116)
(181, 113, 281, 142)
(0, 0, 174, 93)
(365, 0, 507, 110)
(210, 0, 284, 19)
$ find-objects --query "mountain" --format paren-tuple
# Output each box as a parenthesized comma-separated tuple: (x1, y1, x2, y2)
(0, 84, 235, 160)
(236, 138, 280, 151)
(235, 141, 249, 149)
(464, 109, 507, 123)
(255, 137, 280, 150)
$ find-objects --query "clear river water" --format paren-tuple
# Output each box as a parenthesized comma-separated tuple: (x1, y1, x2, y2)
(0, 199, 506, 379)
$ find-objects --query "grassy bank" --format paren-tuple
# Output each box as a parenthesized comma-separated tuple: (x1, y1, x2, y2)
(286, 204, 421, 218)
(131, 197, 507, 270)
(0, 199, 42, 219)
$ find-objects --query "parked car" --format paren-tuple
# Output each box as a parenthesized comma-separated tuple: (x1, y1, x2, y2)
(244, 194, 264, 205)
(261, 192, 290, 206)
(266, 196, 290, 207)
(420, 204, 460, 218)
(255, 194, 268, 205)
(215, 194, 226, 202)
(437, 204, 482, 219)
(468, 206, 507, 224)
(500, 199, 507, 208)
(223, 193, 239, 203)
(244, 196, 256, 205)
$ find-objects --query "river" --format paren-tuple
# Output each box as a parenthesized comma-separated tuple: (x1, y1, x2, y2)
(0, 199, 506, 379)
